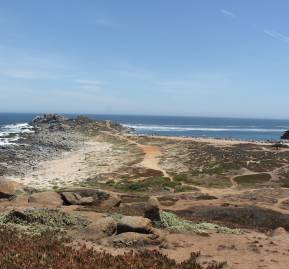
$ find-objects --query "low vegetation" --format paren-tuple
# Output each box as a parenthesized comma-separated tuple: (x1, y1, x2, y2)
(105, 176, 197, 193)
(156, 211, 242, 235)
(0, 209, 89, 235)
(234, 173, 271, 187)
(173, 173, 232, 188)
(159, 140, 289, 177)
(177, 206, 289, 231)
(0, 226, 226, 269)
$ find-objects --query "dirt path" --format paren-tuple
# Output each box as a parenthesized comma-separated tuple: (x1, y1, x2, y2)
(137, 144, 172, 179)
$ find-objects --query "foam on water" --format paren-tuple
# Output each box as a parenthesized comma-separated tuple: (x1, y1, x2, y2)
(124, 124, 285, 133)
(0, 123, 34, 146)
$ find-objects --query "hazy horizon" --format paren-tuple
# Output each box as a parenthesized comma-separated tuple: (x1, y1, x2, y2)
(1, 1, 289, 118)
(1, 111, 289, 121)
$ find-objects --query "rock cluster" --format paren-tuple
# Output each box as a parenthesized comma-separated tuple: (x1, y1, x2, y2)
(281, 130, 289, 140)
(0, 114, 131, 179)
(0, 185, 164, 248)
(32, 114, 66, 125)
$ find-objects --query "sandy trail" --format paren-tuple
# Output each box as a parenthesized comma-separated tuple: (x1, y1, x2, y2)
(138, 144, 172, 179)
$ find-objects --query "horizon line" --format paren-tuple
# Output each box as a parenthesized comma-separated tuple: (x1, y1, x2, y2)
(0, 111, 289, 121)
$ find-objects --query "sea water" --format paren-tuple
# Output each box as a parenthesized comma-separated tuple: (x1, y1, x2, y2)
(1, 113, 289, 145)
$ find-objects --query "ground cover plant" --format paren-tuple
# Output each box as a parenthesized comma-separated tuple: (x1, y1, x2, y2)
(234, 173, 271, 187)
(156, 211, 242, 235)
(0, 209, 89, 235)
(0, 226, 226, 269)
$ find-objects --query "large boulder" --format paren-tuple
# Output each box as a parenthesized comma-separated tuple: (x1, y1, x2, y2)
(28, 191, 63, 207)
(117, 216, 152, 234)
(88, 217, 117, 236)
(112, 232, 160, 247)
(61, 192, 94, 205)
(0, 179, 23, 199)
(60, 188, 121, 209)
(144, 197, 161, 221)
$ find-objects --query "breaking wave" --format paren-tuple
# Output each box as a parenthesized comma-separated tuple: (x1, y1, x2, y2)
(124, 124, 285, 133)
(0, 123, 34, 146)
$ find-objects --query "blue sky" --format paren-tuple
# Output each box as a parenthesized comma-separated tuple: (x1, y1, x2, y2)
(1, 0, 289, 118)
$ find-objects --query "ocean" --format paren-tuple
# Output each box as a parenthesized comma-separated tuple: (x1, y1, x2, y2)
(0, 113, 289, 146)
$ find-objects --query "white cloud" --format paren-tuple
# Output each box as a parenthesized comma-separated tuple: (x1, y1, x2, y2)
(221, 9, 236, 19)
(264, 29, 289, 44)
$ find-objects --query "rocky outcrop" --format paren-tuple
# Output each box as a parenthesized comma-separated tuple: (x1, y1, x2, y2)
(32, 114, 66, 125)
(281, 130, 289, 140)
(117, 216, 152, 234)
(28, 191, 63, 207)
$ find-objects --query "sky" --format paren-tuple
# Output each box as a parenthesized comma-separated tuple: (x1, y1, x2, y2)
(1, 0, 289, 119)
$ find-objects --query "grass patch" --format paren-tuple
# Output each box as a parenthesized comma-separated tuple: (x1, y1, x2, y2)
(234, 173, 271, 187)
(113, 176, 181, 193)
(173, 173, 231, 188)
(188, 177, 232, 188)
(156, 211, 242, 235)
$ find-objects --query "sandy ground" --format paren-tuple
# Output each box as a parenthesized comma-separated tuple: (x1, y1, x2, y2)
(9, 138, 140, 189)
(161, 230, 289, 269)
(138, 144, 172, 179)
(8, 141, 112, 188)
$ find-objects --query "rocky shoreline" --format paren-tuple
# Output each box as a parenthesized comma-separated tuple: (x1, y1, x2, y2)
(0, 114, 131, 179)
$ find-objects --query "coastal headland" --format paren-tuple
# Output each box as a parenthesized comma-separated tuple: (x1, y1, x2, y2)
(1, 114, 289, 268)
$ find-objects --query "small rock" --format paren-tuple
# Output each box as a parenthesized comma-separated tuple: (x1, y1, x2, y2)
(270, 227, 289, 238)
(61, 192, 94, 205)
(61, 192, 82, 205)
(80, 197, 94, 205)
(112, 232, 160, 247)
(117, 216, 152, 234)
